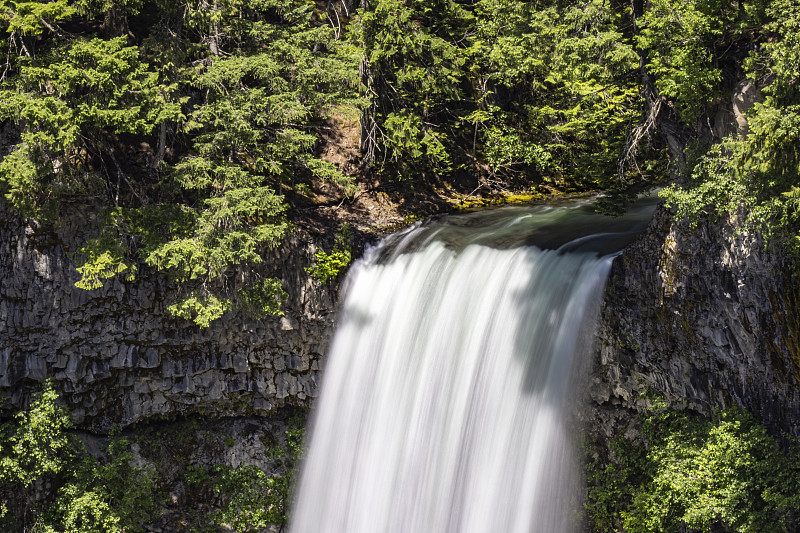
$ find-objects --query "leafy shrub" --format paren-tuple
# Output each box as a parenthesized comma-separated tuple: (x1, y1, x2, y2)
(0, 383, 161, 532)
(166, 293, 232, 328)
(307, 224, 352, 283)
(212, 414, 306, 531)
(236, 279, 288, 320)
(585, 401, 800, 533)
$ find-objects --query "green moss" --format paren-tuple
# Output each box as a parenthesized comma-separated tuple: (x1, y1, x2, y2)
(449, 189, 556, 211)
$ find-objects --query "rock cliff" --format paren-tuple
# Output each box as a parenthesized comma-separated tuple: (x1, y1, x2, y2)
(4, 199, 800, 439)
(0, 204, 338, 431)
(592, 206, 800, 437)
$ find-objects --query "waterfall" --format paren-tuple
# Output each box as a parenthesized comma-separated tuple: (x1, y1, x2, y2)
(290, 202, 654, 533)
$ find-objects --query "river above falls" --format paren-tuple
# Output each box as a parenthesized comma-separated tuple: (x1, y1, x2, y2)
(378, 195, 658, 259)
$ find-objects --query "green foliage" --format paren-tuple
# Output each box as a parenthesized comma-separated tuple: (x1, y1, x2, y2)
(496, 0, 642, 185)
(636, 0, 768, 121)
(183, 465, 210, 486)
(0, 381, 74, 488)
(0, 0, 76, 37)
(354, 0, 646, 188)
(57, 489, 121, 533)
(307, 224, 352, 283)
(737, 104, 800, 206)
(660, 141, 750, 228)
(0, 35, 182, 215)
(143, 187, 289, 282)
(585, 435, 648, 532)
(174, 13, 359, 192)
(306, 158, 359, 197)
(89, 429, 159, 530)
(74, 233, 137, 290)
(308, 248, 351, 284)
(211, 414, 306, 531)
(236, 279, 288, 320)
(212, 465, 286, 530)
(746, 0, 800, 107)
(0, 0, 714, 325)
(0, 0, 361, 327)
(659, 0, 800, 257)
(585, 402, 800, 533)
(482, 126, 551, 176)
(166, 293, 232, 328)
(8, 0, 796, 328)
(0, 383, 161, 532)
(637, 0, 723, 120)
(353, 0, 469, 177)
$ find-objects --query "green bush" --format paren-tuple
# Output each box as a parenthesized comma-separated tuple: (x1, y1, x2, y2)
(212, 414, 306, 531)
(586, 401, 800, 533)
(0, 383, 161, 532)
(307, 224, 352, 283)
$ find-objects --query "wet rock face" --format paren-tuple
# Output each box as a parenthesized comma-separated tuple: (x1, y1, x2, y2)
(0, 205, 338, 431)
(593, 206, 800, 436)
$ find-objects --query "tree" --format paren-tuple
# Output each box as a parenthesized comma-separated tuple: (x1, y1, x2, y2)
(660, 0, 800, 256)
(586, 402, 800, 532)
(0, 0, 362, 326)
(352, 0, 649, 191)
(352, 0, 471, 177)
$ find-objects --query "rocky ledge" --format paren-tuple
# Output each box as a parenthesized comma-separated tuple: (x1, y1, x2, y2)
(592, 206, 800, 437)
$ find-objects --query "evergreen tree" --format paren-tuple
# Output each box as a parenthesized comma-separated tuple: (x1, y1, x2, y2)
(0, 0, 361, 326)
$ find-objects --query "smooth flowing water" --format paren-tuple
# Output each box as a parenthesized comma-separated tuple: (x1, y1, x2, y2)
(291, 199, 655, 533)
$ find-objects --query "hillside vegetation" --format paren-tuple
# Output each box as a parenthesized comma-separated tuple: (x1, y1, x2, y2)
(0, 0, 797, 321)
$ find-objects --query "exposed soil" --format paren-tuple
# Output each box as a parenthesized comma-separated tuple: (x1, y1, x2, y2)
(291, 112, 577, 240)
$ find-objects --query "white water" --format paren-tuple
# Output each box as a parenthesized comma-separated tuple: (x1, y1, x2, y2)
(291, 203, 653, 533)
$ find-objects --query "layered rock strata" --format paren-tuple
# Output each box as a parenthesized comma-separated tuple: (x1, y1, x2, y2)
(4, 198, 800, 440)
(0, 205, 338, 431)
(592, 206, 800, 436)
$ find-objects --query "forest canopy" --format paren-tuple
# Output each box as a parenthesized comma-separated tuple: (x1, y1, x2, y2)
(0, 0, 798, 325)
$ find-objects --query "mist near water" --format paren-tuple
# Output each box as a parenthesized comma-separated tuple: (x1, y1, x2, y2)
(290, 198, 655, 533)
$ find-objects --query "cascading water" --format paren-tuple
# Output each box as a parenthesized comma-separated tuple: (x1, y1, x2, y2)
(291, 200, 655, 533)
